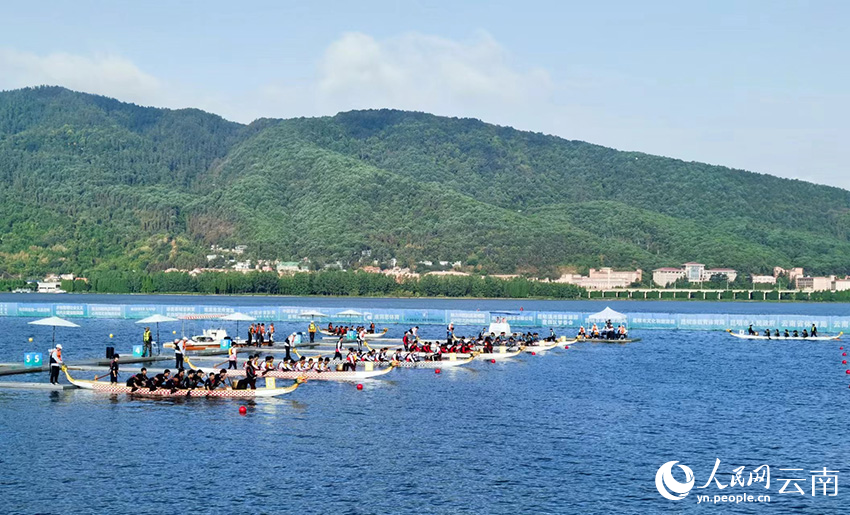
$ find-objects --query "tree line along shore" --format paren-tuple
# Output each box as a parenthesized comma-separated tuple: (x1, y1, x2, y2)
(2, 271, 850, 302)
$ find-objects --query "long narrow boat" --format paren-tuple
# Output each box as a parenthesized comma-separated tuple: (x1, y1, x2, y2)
(572, 337, 641, 344)
(726, 330, 842, 341)
(320, 328, 389, 340)
(189, 361, 396, 381)
(62, 366, 303, 398)
(523, 340, 562, 353)
(475, 346, 525, 360)
(394, 355, 477, 368)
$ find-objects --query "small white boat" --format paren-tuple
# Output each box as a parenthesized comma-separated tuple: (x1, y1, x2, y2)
(394, 355, 476, 368)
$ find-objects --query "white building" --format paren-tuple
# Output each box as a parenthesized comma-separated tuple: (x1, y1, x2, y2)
(558, 268, 642, 290)
(652, 268, 686, 287)
(37, 281, 64, 293)
(751, 275, 777, 285)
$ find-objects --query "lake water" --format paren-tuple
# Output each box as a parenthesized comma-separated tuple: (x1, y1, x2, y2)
(1, 295, 848, 513)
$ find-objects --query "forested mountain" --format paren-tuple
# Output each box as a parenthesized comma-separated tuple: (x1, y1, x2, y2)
(1, 85, 849, 278)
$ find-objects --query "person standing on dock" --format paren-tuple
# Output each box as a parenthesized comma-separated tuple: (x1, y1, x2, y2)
(334, 336, 344, 360)
(142, 327, 153, 357)
(48, 344, 63, 384)
(283, 333, 293, 361)
(109, 354, 120, 384)
(228, 346, 238, 369)
(175, 338, 186, 370)
(811, 324, 818, 337)
(308, 321, 317, 343)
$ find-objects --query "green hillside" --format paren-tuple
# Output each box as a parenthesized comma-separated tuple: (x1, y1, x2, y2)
(1, 86, 849, 278)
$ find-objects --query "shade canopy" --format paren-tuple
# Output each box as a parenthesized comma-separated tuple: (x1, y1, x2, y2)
(135, 314, 179, 325)
(299, 310, 328, 318)
(219, 312, 256, 322)
(336, 309, 363, 317)
(28, 316, 81, 328)
(587, 307, 628, 323)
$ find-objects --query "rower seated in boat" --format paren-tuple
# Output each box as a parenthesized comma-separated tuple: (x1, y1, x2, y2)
(431, 345, 442, 361)
(391, 350, 403, 362)
(763, 329, 771, 338)
(294, 356, 308, 371)
(617, 325, 627, 340)
(793, 330, 799, 337)
(802, 329, 809, 338)
(126, 368, 149, 390)
(748, 325, 756, 335)
(577, 326, 587, 339)
(277, 358, 293, 371)
(773, 329, 780, 337)
(546, 328, 556, 342)
(342, 349, 358, 371)
(260, 356, 276, 375)
(377, 348, 389, 362)
(150, 369, 171, 391)
(784, 329, 790, 338)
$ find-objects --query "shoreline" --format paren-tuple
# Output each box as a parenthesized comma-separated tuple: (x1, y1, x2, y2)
(0, 290, 839, 303)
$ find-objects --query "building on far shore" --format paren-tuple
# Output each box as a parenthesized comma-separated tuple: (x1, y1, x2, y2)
(751, 275, 776, 285)
(652, 263, 737, 287)
(556, 268, 642, 290)
(796, 275, 850, 292)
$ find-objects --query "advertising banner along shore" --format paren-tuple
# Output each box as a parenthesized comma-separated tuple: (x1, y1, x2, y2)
(0, 302, 847, 331)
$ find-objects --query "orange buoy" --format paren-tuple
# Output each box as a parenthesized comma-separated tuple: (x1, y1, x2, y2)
(238, 406, 247, 415)
(356, 383, 363, 390)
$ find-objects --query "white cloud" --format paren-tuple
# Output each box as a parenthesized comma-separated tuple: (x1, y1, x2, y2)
(312, 31, 554, 121)
(0, 48, 163, 105)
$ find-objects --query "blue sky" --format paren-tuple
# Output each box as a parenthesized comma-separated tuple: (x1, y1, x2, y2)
(1, 0, 848, 189)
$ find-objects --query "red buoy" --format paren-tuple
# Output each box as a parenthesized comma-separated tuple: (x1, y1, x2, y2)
(845, 370, 849, 375)
(356, 383, 363, 390)
(841, 347, 844, 350)
(531, 352, 536, 356)
(844, 353, 847, 357)
(564, 345, 570, 349)
(238, 406, 247, 415)
(435, 368, 441, 374)
(490, 359, 496, 363)
(843, 360, 847, 364)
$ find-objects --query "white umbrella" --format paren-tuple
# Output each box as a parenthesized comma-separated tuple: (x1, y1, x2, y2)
(336, 309, 363, 317)
(219, 312, 256, 337)
(135, 314, 179, 343)
(28, 316, 80, 346)
(586, 307, 628, 324)
(299, 310, 328, 319)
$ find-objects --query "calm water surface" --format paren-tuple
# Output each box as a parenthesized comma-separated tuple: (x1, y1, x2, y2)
(1, 296, 848, 513)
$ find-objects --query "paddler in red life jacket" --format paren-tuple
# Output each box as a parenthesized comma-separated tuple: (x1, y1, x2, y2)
(618, 325, 627, 339)
(369, 322, 375, 334)
(577, 326, 586, 339)
(343, 348, 358, 371)
(334, 337, 344, 360)
(402, 331, 410, 351)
